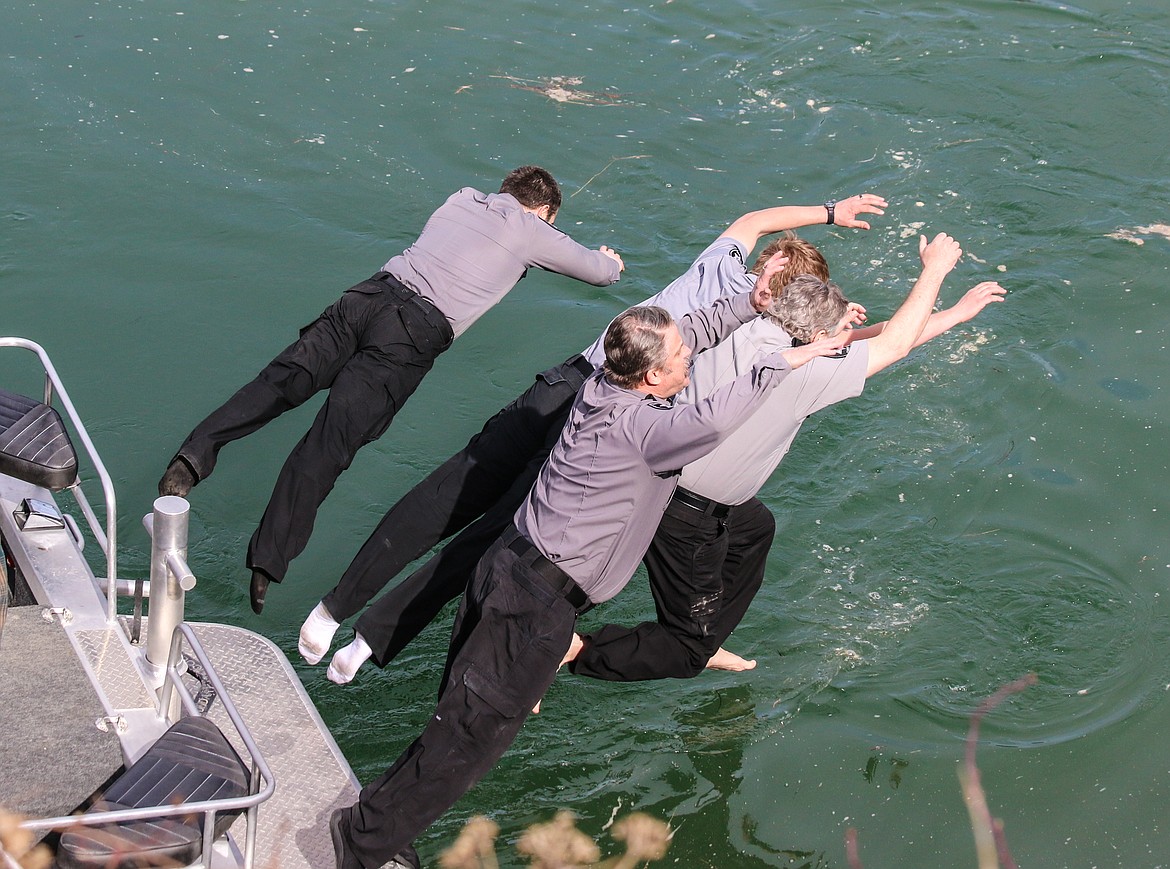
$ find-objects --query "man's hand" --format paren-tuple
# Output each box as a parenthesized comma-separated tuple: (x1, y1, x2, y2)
(838, 301, 867, 330)
(600, 245, 625, 272)
(919, 232, 962, 275)
(835, 302, 869, 345)
(750, 253, 790, 312)
(832, 193, 888, 230)
(949, 281, 1006, 323)
(780, 327, 852, 369)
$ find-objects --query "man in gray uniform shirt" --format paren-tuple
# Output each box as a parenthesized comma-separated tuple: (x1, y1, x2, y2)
(329, 261, 850, 869)
(156, 166, 623, 613)
(569, 233, 1006, 680)
(303, 193, 888, 679)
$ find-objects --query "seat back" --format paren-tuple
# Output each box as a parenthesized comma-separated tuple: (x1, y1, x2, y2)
(0, 388, 78, 491)
(56, 716, 250, 869)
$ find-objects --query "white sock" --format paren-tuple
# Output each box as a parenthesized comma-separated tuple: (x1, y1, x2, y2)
(298, 602, 340, 665)
(327, 633, 373, 685)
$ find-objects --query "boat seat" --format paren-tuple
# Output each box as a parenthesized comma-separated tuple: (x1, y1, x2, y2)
(0, 388, 78, 491)
(56, 716, 250, 869)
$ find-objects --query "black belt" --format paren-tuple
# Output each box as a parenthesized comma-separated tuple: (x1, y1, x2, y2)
(566, 354, 596, 380)
(373, 272, 452, 337)
(671, 486, 731, 519)
(504, 528, 592, 615)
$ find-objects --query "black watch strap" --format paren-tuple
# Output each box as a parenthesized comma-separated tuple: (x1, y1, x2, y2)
(824, 200, 837, 225)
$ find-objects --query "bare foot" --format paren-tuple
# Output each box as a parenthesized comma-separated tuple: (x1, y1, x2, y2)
(706, 646, 757, 671)
(534, 634, 586, 714)
(559, 632, 585, 668)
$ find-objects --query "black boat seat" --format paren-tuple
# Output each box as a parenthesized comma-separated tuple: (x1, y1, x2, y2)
(56, 716, 250, 869)
(0, 388, 78, 491)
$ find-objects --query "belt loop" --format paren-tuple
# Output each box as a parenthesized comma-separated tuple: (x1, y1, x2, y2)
(504, 527, 592, 615)
(377, 273, 453, 346)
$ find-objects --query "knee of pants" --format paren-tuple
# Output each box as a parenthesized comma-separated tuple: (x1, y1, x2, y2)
(257, 361, 319, 400)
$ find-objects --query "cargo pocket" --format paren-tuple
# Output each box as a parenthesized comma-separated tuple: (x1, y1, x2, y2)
(462, 664, 529, 719)
(399, 306, 453, 356)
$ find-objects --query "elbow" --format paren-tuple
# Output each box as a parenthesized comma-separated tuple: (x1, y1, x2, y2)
(891, 338, 915, 361)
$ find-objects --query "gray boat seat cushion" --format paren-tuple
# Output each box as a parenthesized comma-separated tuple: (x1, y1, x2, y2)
(0, 389, 78, 491)
(56, 716, 250, 869)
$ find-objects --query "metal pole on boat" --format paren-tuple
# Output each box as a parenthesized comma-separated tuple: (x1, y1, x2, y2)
(144, 496, 195, 693)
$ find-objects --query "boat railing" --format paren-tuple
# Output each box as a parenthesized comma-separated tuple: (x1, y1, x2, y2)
(4, 338, 276, 867)
(0, 337, 119, 623)
(19, 622, 277, 869)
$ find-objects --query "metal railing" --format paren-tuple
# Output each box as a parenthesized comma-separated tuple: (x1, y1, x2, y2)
(19, 623, 277, 869)
(0, 337, 119, 622)
(5, 339, 276, 868)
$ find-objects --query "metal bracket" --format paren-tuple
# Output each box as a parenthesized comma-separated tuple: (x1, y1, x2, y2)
(95, 715, 127, 734)
(41, 606, 73, 625)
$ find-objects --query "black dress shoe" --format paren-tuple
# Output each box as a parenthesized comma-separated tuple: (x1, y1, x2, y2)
(330, 807, 420, 869)
(393, 844, 421, 869)
(249, 569, 270, 615)
(158, 457, 198, 497)
(330, 808, 362, 869)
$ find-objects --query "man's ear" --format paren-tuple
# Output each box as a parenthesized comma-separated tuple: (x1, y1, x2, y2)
(643, 367, 664, 388)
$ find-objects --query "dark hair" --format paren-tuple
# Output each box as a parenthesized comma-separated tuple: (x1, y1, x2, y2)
(499, 165, 562, 214)
(603, 306, 674, 389)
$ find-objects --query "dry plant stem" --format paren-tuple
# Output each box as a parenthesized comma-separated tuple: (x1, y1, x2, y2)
(0, 810, 51, 869)
(961, 673, 1038, 869)
(570, 156, 650, 198)
(604, 813, 670, 869)
(516, 811, 599, 868)
(440, 816, 500, 869)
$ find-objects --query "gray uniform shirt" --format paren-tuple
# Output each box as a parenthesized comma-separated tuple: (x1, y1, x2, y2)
(679, 318, 870, 505)
(516, 293, 795, 604)
(579, 236, 753, 366)
(383, 188, 621, 338)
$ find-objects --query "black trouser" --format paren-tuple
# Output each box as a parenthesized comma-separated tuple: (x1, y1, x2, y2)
(570, 491, 775, 681)
(345, 529, 583, 867)
(174, 274, 453, 584)
(320, 356, 592, 661)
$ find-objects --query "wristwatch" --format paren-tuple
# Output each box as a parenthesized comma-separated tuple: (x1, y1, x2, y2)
(824, 200, 837, 225)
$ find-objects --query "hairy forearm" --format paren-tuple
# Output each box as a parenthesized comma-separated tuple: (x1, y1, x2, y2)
(852, 303, 969, 347)
(879, 265, 952, 353)
(722, 205, 829, 251)
(913, 303, 970, 346)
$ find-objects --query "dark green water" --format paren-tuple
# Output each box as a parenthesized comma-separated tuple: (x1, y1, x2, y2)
(5, 0, 1170, 865)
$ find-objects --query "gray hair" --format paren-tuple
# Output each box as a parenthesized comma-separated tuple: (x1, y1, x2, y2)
(603, 305, 675, 389)
(764, 274, 850, 342)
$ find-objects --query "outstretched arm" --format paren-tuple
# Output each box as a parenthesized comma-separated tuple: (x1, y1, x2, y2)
(864, 232, 963, 377)
(849, 281, 1006, 346)
(912, 281, 1006, 344)
(721, 193, 888, 253)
